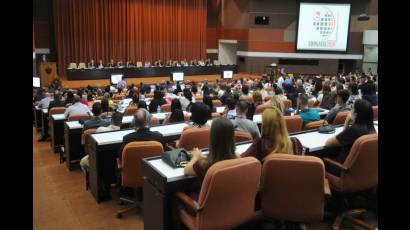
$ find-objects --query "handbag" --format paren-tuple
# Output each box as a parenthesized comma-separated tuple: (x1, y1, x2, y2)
(162, 148, 191, 168)
(318, 124, 335, 134)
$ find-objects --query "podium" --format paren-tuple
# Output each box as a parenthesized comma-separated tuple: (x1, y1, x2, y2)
(39, 62, 57, 88)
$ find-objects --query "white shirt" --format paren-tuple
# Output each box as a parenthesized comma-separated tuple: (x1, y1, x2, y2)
(64, 102, 93, 118)
(39, 97, 51, 109)
(277, 76, 284, 89)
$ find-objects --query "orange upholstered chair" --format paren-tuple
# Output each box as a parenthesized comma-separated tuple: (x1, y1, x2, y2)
(212, 99, 222, 107)
(48, 107, 66, 134)
(160, 103, 171, 112)
(260, 154, 328, 225)
(117, 141, 164, 218)
(304, 120, 328, 130)
(176, 157, 261, 230)
(372, 106, 378, 119)
(332, 111, 350, 125)
(283, 99, 292, 109)
(68, 113, 90, 121)
(177, 126, 210, 150)
(323, 134, 378, 230)
(124, 106, 138, 116)
(284, 116, 303, 133)
(234, 131, 253, 143)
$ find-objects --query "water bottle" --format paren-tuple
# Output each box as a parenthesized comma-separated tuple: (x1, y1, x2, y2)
(157, 105, 161, 113)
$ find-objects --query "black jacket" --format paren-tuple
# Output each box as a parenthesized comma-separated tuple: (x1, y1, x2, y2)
(118, 127, 165, 158)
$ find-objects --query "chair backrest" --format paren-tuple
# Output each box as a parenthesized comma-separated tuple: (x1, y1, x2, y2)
(255, 104, 269, 114)
(234, 131, 253, 143)
(284, 116, 303, 133)
(261, 154, 325, 222)
(308, 99, 316, 108)
(304, 120, 327, 130)
(372, 106, 378, 119)
(338, 133, 378, 192)
(82, 128, 97, 147)
(68, 63, 77, 69)
(78, 62, 86, 69)
(121, 141, 164, 188)
(212, 100, 222, 107)
(124, 106, 138, 116)
(136, 61, 143, 67)
(283, 99, 292, 109)
(211, 112, 221, 118)
(177, 126, 210, 150)
(160, 103, 171, 112)
(49, 107, 66, 115)
(332, 111, 350, 125)
(68, 113, 90, 121)
(151, 116, 160, 126)
(196, 157, 261, 230)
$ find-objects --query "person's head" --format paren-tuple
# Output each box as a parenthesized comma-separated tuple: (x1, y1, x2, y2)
(169, 109, 185, 123)
(183, 88, 192, 101)
(134, 108, 152, 129)
(336, 89, 350, 105)
(226, 96, 236, 110)
(191, 85, 198, 94)
(241, 85, 249, 95)
(91, 102, 102, 116)
(252, 91, 263, 105)
(225, 85, 231, 94)
(154, 90, 163, 100)
(269, 96, 285, 113)
(351, 99, 374, 128)
(137, 100, 147, 110)
(261, 107, 292, 155)
(207, 117, 236, 165)
(202, 95, 213, 111)
(87, 93, 93, 101)
(257, 82, 263, 90)
(322, 82, 331, 93)
(132, 94, 139, 104)
(298, 93, 309, 108)
(101, 99, 110, 112)
(349, 83, 359, 95)
(73, 95, 81, 104)
(190, 102, 210, 126)
(296, 79, 303, 87)
(111, 112, 123, 127)
(202, 85, 210, 95)
(236, 100, 248, 116)
(54, 92, 61, 101)
(171, 99, 182, 112)
(103, 92, 111, 100)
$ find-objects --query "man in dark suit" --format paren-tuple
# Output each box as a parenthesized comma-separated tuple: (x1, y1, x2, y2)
(48, 92, 65, 113)
(118, 108, 165, 159)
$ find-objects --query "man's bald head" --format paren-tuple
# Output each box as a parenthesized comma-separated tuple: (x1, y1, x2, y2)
(134, 108, 151, 129)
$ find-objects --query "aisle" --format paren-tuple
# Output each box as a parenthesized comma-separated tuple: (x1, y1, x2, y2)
(33, 127, 143, 230)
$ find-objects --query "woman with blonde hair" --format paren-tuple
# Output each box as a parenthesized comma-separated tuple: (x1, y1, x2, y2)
(265, 95, 285, 114)
(241, 106, 293, 161)
(252, 91, 263, 107)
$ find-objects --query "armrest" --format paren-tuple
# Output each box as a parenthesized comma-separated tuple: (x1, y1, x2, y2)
(323, 158, 349, 172)
(176, 192, 202, 212)
(324, 178, 331, 197)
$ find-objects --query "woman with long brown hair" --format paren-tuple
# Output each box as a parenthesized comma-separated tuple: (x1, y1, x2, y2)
(241, 106, 293, 161)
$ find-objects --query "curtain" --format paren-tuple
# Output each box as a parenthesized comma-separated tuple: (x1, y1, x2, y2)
(54, 0, 207, 75)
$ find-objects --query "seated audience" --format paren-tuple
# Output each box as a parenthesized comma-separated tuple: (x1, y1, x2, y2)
(241, 107, 293, 161)
(162, 99, 183, 125)
(325, 99, 376, 173)
(325, 89, 351, 124)
(118, 108, 166, 159)
(64, 95, 93, 118)
(231, 100, 261, 139)
(224, 96, 237, 119)
(48, 92, 65, 113)
(80, 111, 123, 173)
(149, 90, 167, 113)
(184, 117, 237, 179)
(360, 80, 378, 106)
(319, 82, 336, 109)
(98, 59, 104, 68)
(83, 102, 111, 130)
(346, 82, 361, 108)
(100, 98, 113, 118)
(179, 88, 193, 112)
(185, 102, 210, 129)
(296, 93, 320, 126)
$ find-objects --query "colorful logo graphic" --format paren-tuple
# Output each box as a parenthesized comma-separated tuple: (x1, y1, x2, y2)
(313, 7, 336, 38)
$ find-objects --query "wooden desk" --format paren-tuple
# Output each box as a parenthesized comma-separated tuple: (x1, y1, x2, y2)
(34, 106, 42, 132)
(88, 122, 188, 203)
(63, 116, 134, 171)
(50, 114, 66, 152)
